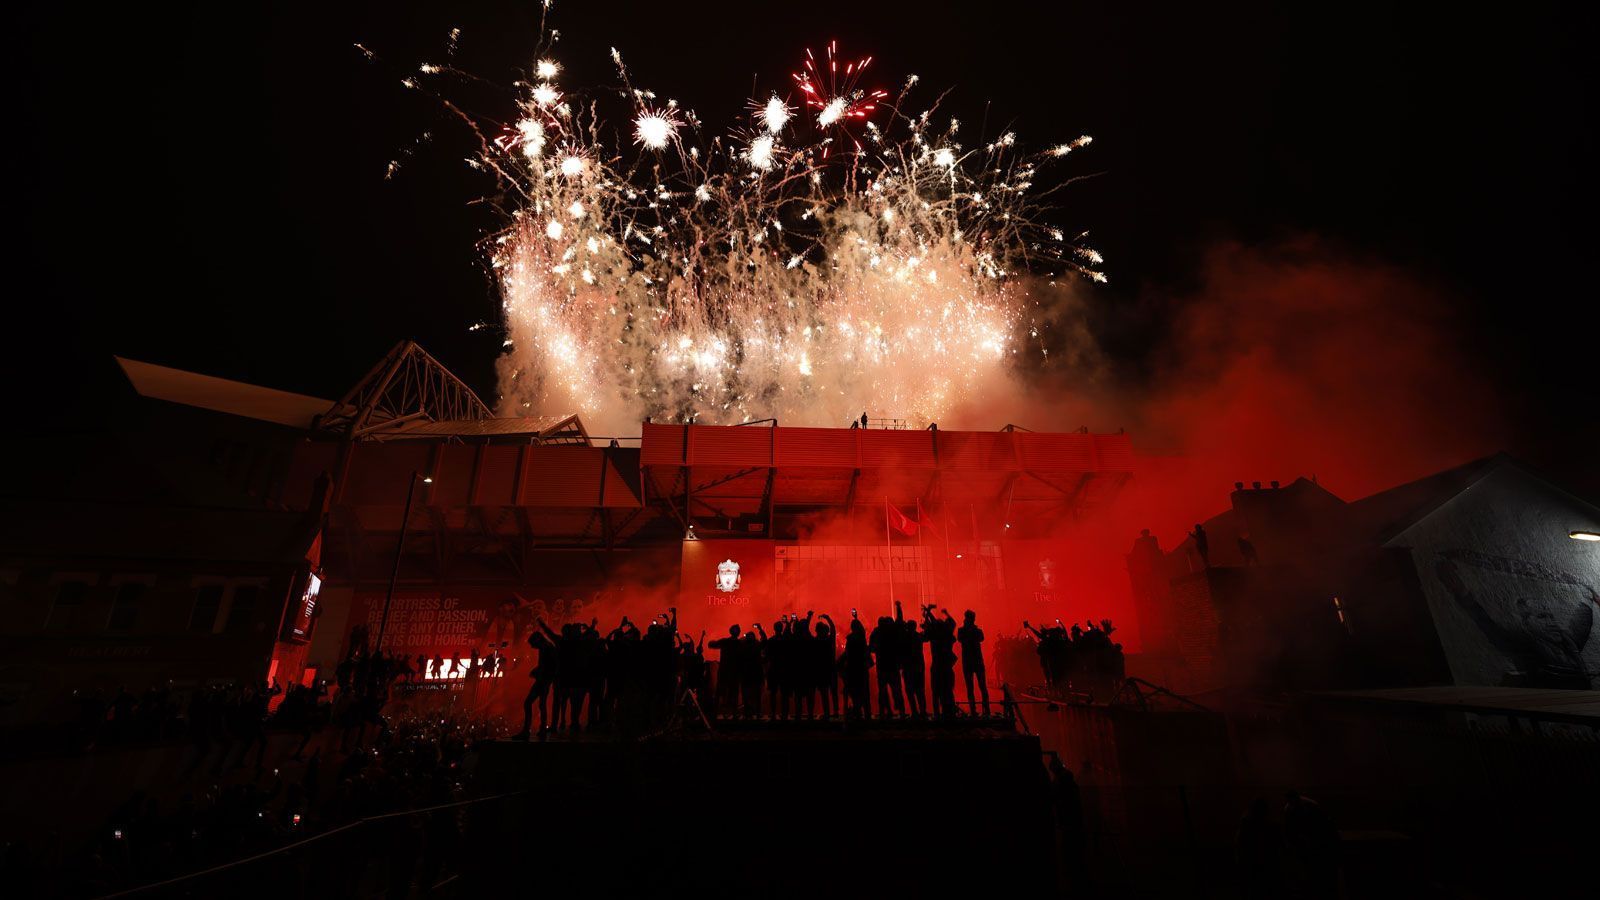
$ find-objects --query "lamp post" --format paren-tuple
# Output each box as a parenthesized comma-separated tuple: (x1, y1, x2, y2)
(375, 471, 431, 654)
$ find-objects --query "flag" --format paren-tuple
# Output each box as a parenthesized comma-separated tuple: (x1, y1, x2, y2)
(886, 502, 919, 536)
(915, 498, 941, 538)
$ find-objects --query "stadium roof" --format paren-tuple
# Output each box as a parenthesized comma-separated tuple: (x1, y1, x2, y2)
(116, 356, 333, 429)
(365, 414, 589, 444)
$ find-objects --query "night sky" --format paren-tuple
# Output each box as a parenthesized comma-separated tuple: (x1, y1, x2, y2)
(16, 1, 1596, 493)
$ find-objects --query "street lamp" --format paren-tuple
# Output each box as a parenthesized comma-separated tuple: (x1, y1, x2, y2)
(375, 471, 431, 654)
(1571, 530, 1600, 542)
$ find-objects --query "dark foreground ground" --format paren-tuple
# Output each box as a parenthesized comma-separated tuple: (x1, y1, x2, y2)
(8, 700, 1597, 898)
(468, 719, 1054, 896)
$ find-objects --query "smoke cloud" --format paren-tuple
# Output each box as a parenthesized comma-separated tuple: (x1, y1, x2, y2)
(1005, 235, 1507, 544)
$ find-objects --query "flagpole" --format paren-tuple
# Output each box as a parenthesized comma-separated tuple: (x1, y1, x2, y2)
(915, 496, 925, 607)
(885, 495, 895, 616)
(935, 497, 952, 607)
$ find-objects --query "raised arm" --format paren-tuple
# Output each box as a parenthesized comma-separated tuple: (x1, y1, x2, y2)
(538, 618, 560, 640)
(894, 600, 904, 623)
(1022, 620, 1044, 640)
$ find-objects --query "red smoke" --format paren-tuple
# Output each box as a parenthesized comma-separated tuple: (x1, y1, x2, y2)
(1118, 236, 1505, 538)
(942, 236, 1508, 650)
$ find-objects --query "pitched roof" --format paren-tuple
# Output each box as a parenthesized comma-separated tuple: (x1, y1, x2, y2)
(1344, 455, 1507, 544)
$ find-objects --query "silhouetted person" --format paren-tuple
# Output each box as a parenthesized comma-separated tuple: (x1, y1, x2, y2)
(1190, 523, 1210, 569)
(842, 613, 872, 719)
(788, 611, 817, 718)
(1236, 798, 1283, 900)
(815, 614, 839, 719)
(894, 601, 927, 718)
(761, 619, 786, 717)
(739, 626, 765, 717)
(678, 631, 707, 701)
(1238, 534, 1259, 566)
(869, 615, 904, 718)
(957, 610, 990, 715)
(860, 412, 869, 428)
(708, 625, 744, 717)
(516, 624, 558, 739)
(925, 607, 960, 717)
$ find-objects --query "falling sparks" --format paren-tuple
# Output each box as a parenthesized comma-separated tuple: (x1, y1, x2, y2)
(428, 14, 1101, 433)
(1050, 135, 1094, 157)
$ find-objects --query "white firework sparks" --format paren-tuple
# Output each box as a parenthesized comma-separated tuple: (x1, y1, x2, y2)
(428, 19, 1101, 433)
(761, 95, 791, 133)
(633, 110, 678, 149)
(515, 119, 545, 158)
(558, 153, 587, 177)
(816, 97, 847, 127)
(747, 134, 776, 170)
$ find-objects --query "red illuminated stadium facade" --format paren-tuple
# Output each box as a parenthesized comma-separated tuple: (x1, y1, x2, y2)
(0, 342, 1136, 712)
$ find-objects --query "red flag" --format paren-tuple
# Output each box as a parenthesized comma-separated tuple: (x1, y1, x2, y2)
(886, 503, 919, 536)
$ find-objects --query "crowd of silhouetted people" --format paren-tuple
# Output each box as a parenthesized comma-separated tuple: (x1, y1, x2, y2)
(513, 601, 1008, 737)
(1022, 617, 1126, 701)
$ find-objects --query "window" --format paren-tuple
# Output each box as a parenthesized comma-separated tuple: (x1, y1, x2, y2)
(190, 585, 225, 632)
(108, 583, 147, 632)
(46, 581, 90, 631)
(226, 585, 259, 633)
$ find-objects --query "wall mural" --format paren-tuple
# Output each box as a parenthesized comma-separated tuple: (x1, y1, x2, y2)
(1434, 548, 1599, 689)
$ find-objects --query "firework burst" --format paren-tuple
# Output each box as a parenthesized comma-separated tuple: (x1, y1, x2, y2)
(408, 9, 1102, 433)
(793, 40, 887, 129)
